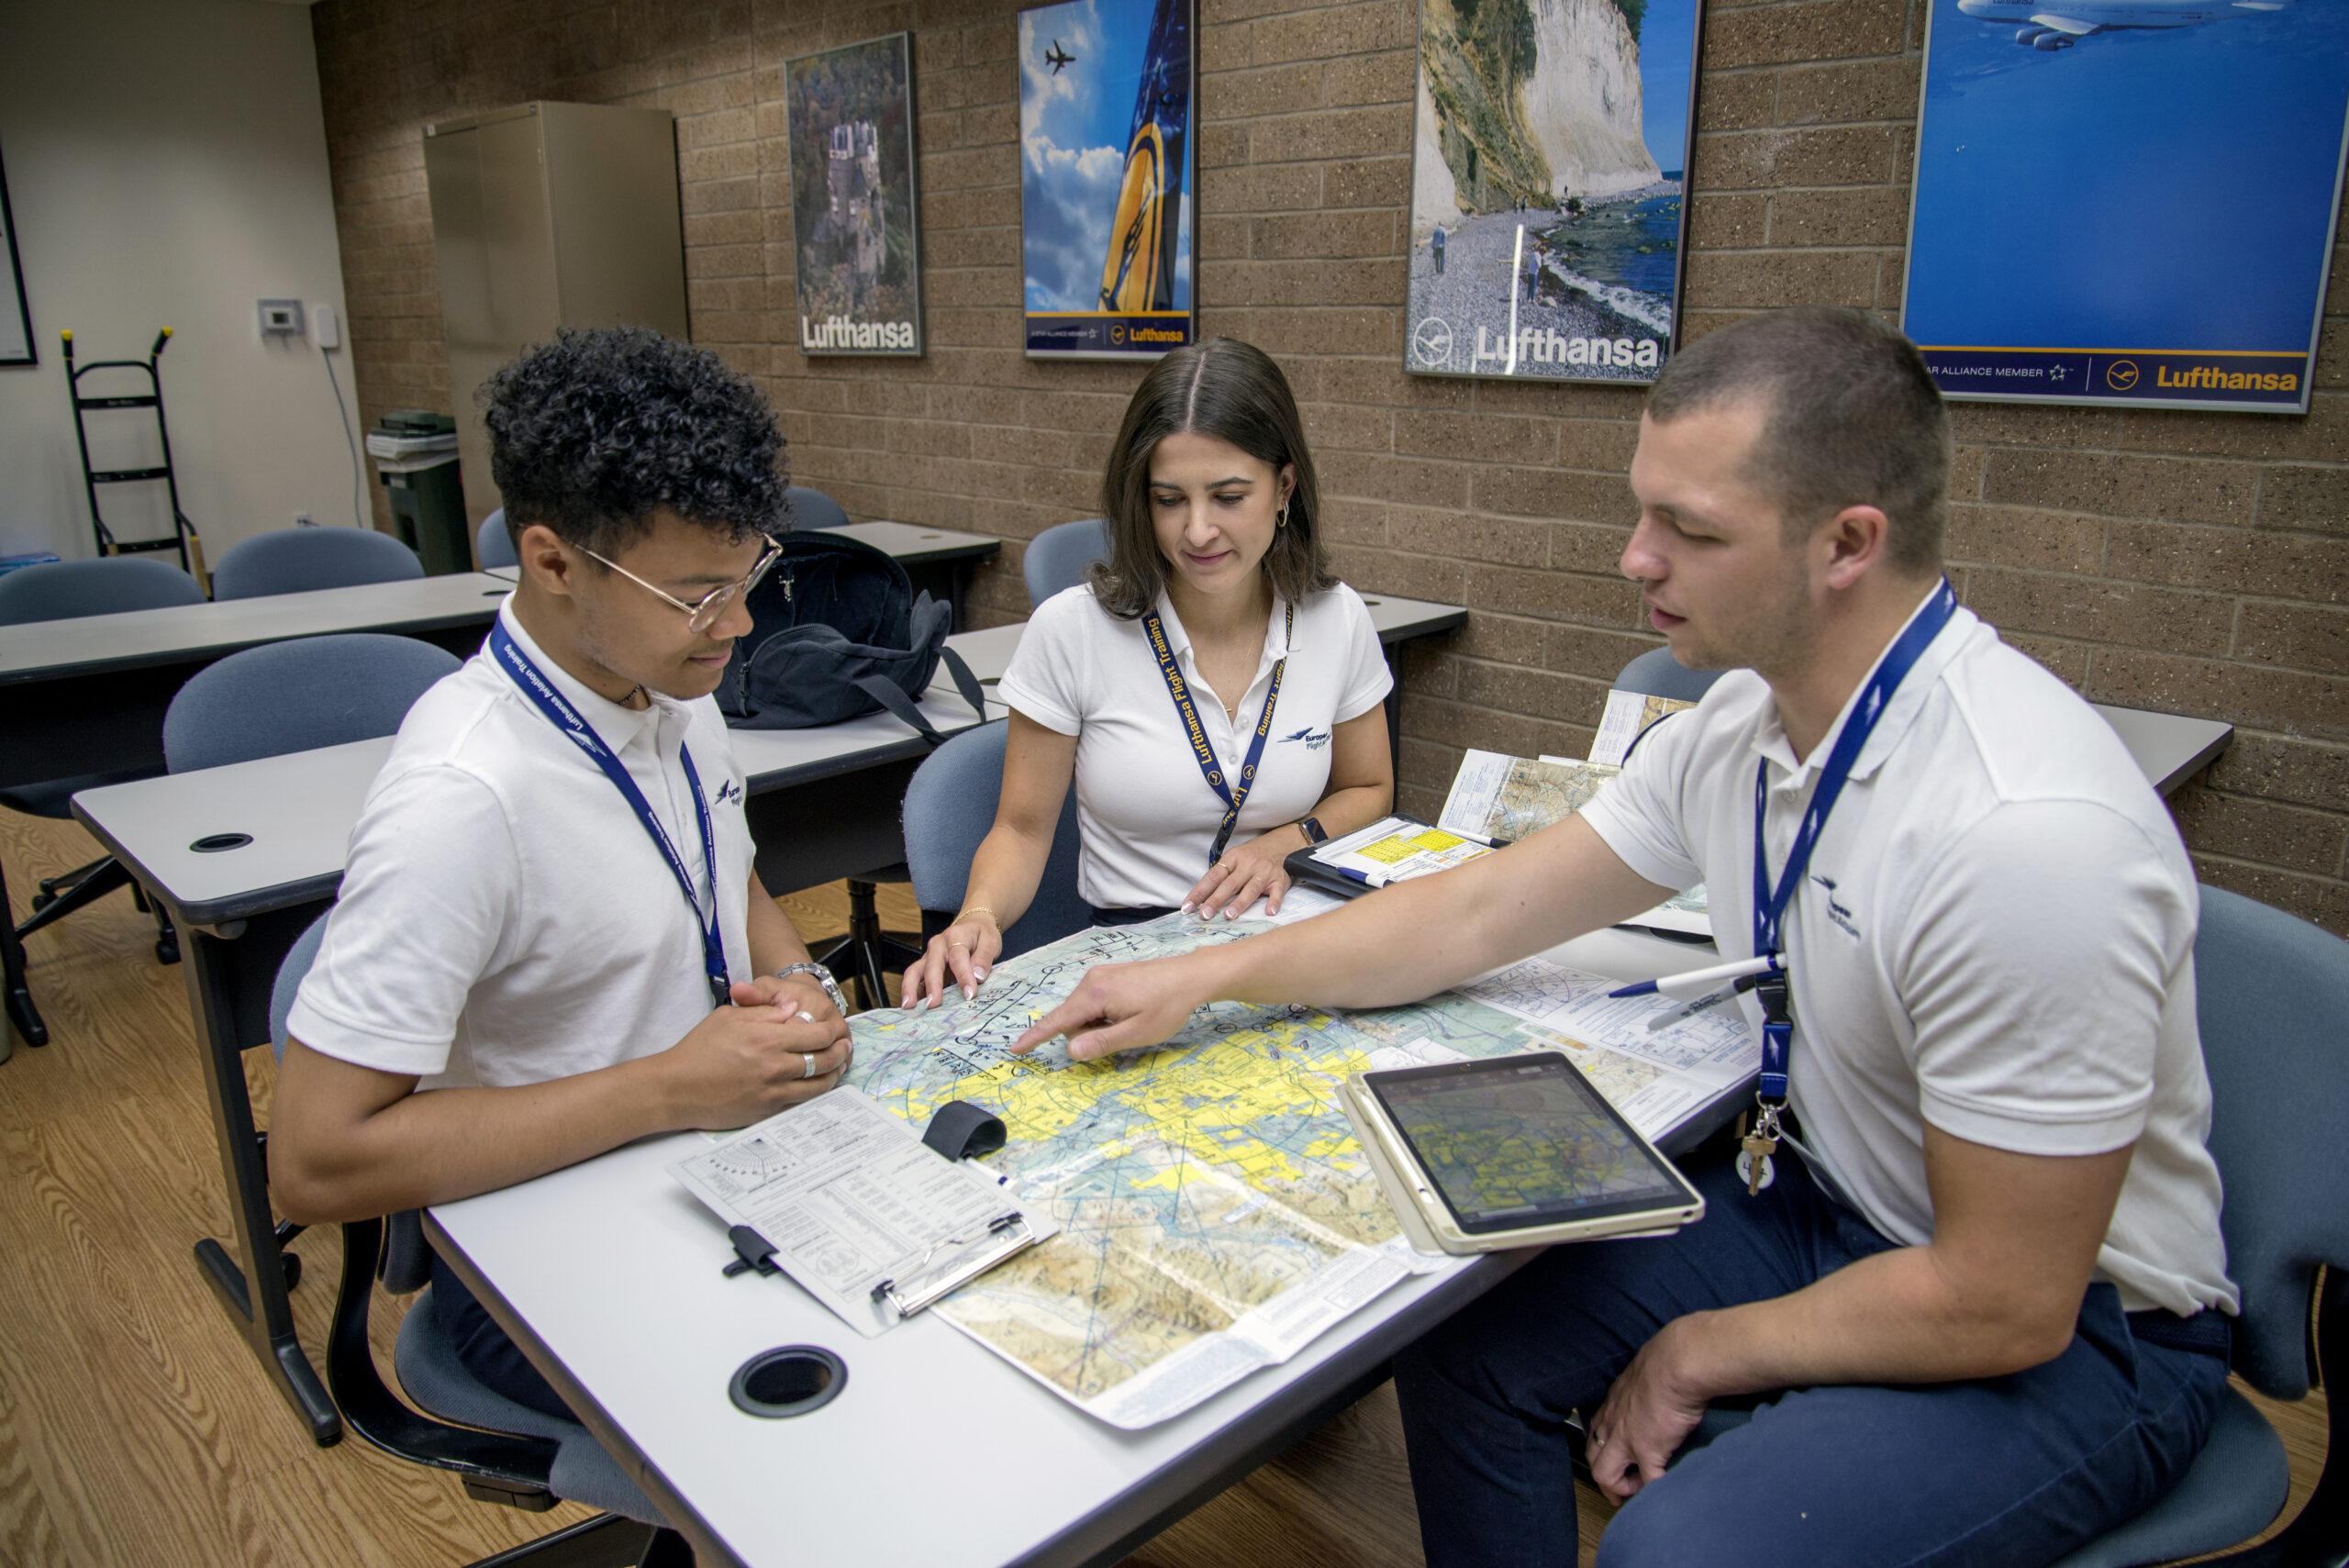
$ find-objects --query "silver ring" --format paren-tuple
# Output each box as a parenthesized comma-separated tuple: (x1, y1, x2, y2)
(802, 1051, 818, 1080)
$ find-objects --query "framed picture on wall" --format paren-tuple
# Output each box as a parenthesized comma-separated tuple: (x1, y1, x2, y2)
(1402, 0, 1704, 384)
(785, 32, 924, 357)
(1903, 0, 2349, 414)
(1019, 0, 1196, 360)
(0, 139, 33, 366)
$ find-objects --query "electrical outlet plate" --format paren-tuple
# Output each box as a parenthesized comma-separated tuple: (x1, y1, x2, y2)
(258, 298, 305, 336)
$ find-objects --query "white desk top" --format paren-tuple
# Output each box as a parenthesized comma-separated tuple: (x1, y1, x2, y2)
(817, 520, 1002, 562)
(2089, 703, 2233, 796)
(70, 640, 1006, 928)
(0, 572, 510, 683)
(425, 923, 1711, 1568)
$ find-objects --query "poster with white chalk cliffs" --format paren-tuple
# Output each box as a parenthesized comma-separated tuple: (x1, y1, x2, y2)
(1405, 0, 1704, 384)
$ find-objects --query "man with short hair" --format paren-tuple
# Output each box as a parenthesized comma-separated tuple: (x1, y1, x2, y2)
(1012, 306, 2236, 1566)
(272, 327, 854, 1418)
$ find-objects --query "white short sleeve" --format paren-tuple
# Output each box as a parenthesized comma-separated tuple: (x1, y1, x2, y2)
(996, 587, 1092, 736)
(286, 763, 518, 1078)
(1333, 592, 1395, 723)
(1577, 707, 1706, 893)
(1898, 800, 2189, 1155)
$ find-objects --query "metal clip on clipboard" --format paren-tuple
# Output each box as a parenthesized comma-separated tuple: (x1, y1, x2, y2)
(869, 1211, 1040, 1321)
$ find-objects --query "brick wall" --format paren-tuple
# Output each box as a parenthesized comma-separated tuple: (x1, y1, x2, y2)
(312, 0, 2349, 931)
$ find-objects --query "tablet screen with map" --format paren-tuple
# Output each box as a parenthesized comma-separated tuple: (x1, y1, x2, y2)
(1365, 1053, 1696, 1235)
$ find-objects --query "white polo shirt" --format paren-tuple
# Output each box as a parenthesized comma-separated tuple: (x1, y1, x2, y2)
(1580, 598, 2236, 1317)
(998, 583, 1393, 911)
(288, 601, 756, 1090)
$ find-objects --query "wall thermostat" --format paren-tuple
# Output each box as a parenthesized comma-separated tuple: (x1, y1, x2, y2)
(258, 299, 305, 336)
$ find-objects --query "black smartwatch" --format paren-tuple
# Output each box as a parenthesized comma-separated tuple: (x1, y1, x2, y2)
(1296, 816, 1329, 846)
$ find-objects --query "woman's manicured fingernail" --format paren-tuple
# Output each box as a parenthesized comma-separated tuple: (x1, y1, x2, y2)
(1180, 900, 1195, 914)
(974, 967, 988, 981)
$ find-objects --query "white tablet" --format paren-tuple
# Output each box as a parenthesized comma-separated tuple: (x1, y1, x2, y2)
(1341, 1051, 1705, 1255)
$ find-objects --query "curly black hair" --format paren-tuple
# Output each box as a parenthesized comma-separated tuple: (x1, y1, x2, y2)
(480, 326, 789, 557)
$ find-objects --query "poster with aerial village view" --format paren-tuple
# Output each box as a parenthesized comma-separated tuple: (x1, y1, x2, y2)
(786, 33, 923, 357)
(1903, 0, 2349, 415)
(1405, 0, 1703, 384)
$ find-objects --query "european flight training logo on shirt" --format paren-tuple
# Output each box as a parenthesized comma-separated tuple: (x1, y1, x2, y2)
(715, 779, 744, 806)
(1281, 727, 1332, 751)
(1813, 873, 1862, 941)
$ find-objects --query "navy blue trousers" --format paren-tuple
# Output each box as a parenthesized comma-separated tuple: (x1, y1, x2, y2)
(430, 1251, 573, 1421)
(1393, 1145, 2229, 1568)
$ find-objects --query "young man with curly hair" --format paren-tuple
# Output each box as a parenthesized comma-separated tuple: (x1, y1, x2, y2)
(271, 328, 853, 1418)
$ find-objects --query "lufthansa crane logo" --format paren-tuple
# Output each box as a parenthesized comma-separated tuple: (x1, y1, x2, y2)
(1411, 317, 1453, 369)
(2106, 360, 2140, 391)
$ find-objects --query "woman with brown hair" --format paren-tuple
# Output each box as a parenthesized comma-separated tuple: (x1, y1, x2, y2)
(903, 338, 1395, 1008)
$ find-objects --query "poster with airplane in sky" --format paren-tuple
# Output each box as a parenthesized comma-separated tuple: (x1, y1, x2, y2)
(1904, 0, 2349, 412)
(1019, 0, 1196, 359)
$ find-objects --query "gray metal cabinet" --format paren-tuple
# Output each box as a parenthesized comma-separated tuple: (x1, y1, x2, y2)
(423, 102, 689, 536)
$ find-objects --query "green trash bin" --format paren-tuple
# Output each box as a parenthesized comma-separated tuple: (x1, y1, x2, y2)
(367, 411, 469, 576)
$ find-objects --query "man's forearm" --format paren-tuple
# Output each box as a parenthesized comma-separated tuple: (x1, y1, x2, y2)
(273, 1051, 681, 1223)
(1193, 817, 1669, 1013)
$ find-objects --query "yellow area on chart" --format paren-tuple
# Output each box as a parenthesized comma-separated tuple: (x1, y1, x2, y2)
(1353, 835, 1420, 864)
(1409, 828, 1465, 851)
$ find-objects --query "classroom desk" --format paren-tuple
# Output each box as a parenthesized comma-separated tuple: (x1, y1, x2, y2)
(2091, 703, 2233, 797)
(0, 572, 513, 786)
(423, 924, 1724, 1568)
(815, 520, 1000, 631)
(68, 676, 1005, 1447)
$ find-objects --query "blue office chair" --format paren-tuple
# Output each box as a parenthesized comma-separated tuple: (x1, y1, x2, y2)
(1646, 884, 2347, 1567)
(163, 633, 462, 773)
(787, 484, 850, 533)
(1022, 517, 1110, 610)
(209, 526, 424, 601)
(477, 508, 516, 570)
(0, 555, 208, 1046)
(902, 719, 1088, 962)
(266, 920, 685, 1567)
(1613, 645, 1724, 704)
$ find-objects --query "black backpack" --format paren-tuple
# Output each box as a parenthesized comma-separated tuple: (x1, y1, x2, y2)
(716, 529, 985, 738)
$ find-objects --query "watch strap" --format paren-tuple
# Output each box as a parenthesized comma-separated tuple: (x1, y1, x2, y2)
(774, 962, 848, 1017)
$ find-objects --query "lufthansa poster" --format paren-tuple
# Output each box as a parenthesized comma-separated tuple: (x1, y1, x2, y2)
(1019, 0, 1196, 360)
(1904, 0, 2349, 414)
(786, 33, 924, 358)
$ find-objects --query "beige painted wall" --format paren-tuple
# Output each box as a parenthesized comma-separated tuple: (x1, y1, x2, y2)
(0, 0, 359, 565)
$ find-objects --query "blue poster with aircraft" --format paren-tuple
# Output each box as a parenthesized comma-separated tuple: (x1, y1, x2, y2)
(1904, 0, 2349, 412)
(1019, 0, 1195, 359)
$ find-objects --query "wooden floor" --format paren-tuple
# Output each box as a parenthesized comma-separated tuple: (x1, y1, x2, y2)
(0, 808, 2327, 1567)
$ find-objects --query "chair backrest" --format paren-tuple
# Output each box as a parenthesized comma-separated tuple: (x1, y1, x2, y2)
(475, 508, 515, 570)
(903, 719, 1089, 959)
(269, 912, 332, 1064)
(210, 527, 425, 600)
(2192, 884, 2349, 1399)
(1023, 518, 1111, 610)
(788, 485, 850, 533)
(1614, 646, 1726, 704)
(0, 555, 206, 625)
(163, 632, 462, 773)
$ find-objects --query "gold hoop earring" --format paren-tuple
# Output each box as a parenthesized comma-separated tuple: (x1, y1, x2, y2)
(1276, 501, 1290, 529)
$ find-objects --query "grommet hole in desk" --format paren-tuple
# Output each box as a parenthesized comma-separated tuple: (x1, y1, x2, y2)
(190, 833, 253, 853)
(729, 1345, 846, 1418)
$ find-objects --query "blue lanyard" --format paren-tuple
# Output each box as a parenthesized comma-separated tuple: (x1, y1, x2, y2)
(490, 621, 732, 1009)
(1748, 578, 1958, 1105)
(1143, 601, 1296, 866)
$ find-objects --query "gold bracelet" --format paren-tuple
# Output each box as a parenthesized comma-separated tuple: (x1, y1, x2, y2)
(954, 906, 998, 928)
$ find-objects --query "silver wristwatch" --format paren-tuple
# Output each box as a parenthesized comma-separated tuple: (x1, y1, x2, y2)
(774, 962, 849, 1017)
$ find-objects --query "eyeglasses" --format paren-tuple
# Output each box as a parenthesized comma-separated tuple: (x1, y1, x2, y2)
(582, 535, 784, 636)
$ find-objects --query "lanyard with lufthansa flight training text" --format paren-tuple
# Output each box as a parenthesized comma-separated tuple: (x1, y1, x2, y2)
(1144, 601, 1296, 866)
(491, 621, 732, 1009)
(1738, 578, 1958, 1195)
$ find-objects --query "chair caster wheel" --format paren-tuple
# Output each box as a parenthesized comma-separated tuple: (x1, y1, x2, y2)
(155, 937, 180, 965)
(281, 1251, 302, 1292)
(30, 891, 53, 913)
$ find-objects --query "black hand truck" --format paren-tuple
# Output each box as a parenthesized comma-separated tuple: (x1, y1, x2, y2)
(61, 327, 207, 585)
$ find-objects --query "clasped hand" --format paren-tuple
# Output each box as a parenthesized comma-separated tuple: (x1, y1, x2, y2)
(659, 975, 853, 1128)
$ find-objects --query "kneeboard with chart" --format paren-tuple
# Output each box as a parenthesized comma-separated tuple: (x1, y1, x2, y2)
(1341, 1051, 1704, 1255)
